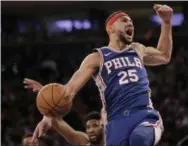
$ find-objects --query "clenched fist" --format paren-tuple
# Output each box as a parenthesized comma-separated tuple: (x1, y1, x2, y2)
(153, 4, 173, 24)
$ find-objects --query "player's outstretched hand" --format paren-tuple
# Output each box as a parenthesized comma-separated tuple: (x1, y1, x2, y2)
(153, 4, 173, 24)
(32, 116, 52, 142)
(23, 78, 43, 92)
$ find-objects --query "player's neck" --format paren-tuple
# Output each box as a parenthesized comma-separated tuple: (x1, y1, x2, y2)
(99, 139, 105, 146)
(108, 38, 129, 51)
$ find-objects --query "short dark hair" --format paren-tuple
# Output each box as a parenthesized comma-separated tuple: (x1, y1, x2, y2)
(84, 111, 101, 125)
(105, 11, 125, 26)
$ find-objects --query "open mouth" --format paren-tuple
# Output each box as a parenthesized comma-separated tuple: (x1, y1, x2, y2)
(89, 134, 97, 139)
(126, 30, 132, 36)
(125, 27, 133, 37)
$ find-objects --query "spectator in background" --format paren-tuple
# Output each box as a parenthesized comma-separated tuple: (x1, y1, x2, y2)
(21, 133, 48, 146)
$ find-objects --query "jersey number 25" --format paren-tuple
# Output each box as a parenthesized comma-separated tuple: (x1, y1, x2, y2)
(118, 69, 138, 85)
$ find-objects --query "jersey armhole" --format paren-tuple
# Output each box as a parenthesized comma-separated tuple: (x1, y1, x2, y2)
(131, 43, 145, 64)
(92, 48, 104, 79)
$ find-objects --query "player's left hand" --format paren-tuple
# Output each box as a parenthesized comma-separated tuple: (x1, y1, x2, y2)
(153, 4, 173, 24)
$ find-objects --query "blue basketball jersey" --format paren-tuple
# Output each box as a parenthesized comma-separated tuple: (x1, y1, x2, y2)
(94, 46, 153, 120)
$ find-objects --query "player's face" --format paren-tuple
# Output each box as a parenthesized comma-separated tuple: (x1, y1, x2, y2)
(22, 136, 39, 146)
(112, 16, 134, 44)
(86, 120, 103, 144)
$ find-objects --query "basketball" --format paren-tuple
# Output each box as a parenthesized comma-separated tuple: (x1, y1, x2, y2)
(36, 83, 72, 117)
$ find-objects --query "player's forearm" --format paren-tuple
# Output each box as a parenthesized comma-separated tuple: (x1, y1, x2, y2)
(64, 71, 84, 99)
(157, 22, 173, 62)
(52, 118, 89, 145)
(64, 69, 94, 100)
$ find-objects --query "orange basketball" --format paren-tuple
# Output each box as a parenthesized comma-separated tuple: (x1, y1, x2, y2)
(36, 83, 72, 117)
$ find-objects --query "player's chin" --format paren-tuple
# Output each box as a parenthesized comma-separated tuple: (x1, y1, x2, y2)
(125, 35, 133, 44)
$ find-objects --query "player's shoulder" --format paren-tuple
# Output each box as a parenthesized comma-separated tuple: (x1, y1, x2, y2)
(82, 49, 101, 67)
(85, 53, 100, 62)
(92, 46, 108, 52)
(131, 42, 147, 52)
(131, 42, 145, 49)
(85, 46, 109, 65)
(131, 42, 146, 59)
(90, 48, 101, 58)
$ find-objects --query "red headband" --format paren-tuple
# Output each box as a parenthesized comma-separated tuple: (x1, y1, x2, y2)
(106, 12, 129, 32)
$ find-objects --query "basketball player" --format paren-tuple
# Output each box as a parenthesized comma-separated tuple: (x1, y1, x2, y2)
(52, 111, 104, 146)
(21, 114, 105, 146)
(24, 4, 173, 146)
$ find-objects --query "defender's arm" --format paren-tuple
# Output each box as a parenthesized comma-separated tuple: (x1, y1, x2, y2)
(52, 117, 89, 145)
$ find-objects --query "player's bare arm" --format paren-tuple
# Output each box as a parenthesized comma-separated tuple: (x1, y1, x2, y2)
(52, 117, 89, 145)
(133, 4, 173, 66)
(64, 52, 100, 100)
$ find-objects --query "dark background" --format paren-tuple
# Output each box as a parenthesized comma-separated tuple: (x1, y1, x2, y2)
(1, 1, 188, 146)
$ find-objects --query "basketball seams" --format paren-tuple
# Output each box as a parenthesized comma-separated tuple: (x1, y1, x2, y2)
(40, 92, 63, 115)
(38, 105, 62, 117)
(51, 83, 70, 109)
(37, 105, 51, 116)
(52, 84, 64, 106)
(40, 91, 53, 109)
(52, 83, 55, 105)
(37, 83, 72, 117)
(55, 86, 71, 108)
(38, 105, 51, 110)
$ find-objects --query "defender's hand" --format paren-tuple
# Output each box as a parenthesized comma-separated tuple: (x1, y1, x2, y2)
(153, 4, 173, 24)
(23, 78, 43, 92)
(32, 116, 52, 142)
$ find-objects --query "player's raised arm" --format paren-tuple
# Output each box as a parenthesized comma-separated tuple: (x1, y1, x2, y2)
(52, 117, 89, 145)
(64, 52, 100, 99)
(134, 4, 173, 66)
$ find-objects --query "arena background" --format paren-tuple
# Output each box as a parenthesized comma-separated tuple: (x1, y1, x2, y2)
(1, 1, 188, 146)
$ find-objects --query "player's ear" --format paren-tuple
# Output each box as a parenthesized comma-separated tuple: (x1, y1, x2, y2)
(110, 24, 116, 33)
(106, 23, 116, 34)
(108, 25, 112, 33)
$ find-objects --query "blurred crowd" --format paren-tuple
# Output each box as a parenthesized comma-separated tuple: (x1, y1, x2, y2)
(2, 37, 188, 146)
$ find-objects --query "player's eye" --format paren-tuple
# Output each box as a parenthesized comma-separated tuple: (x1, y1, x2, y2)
(122, 18, 132, 24)
(122, 18, 128, 23)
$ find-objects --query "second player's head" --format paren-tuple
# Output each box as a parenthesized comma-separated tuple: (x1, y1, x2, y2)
(21, 133, 48, 146)
(106, 11, 134, 45)
(84, 111, 104, 145)
(21, 134, 39, 146)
